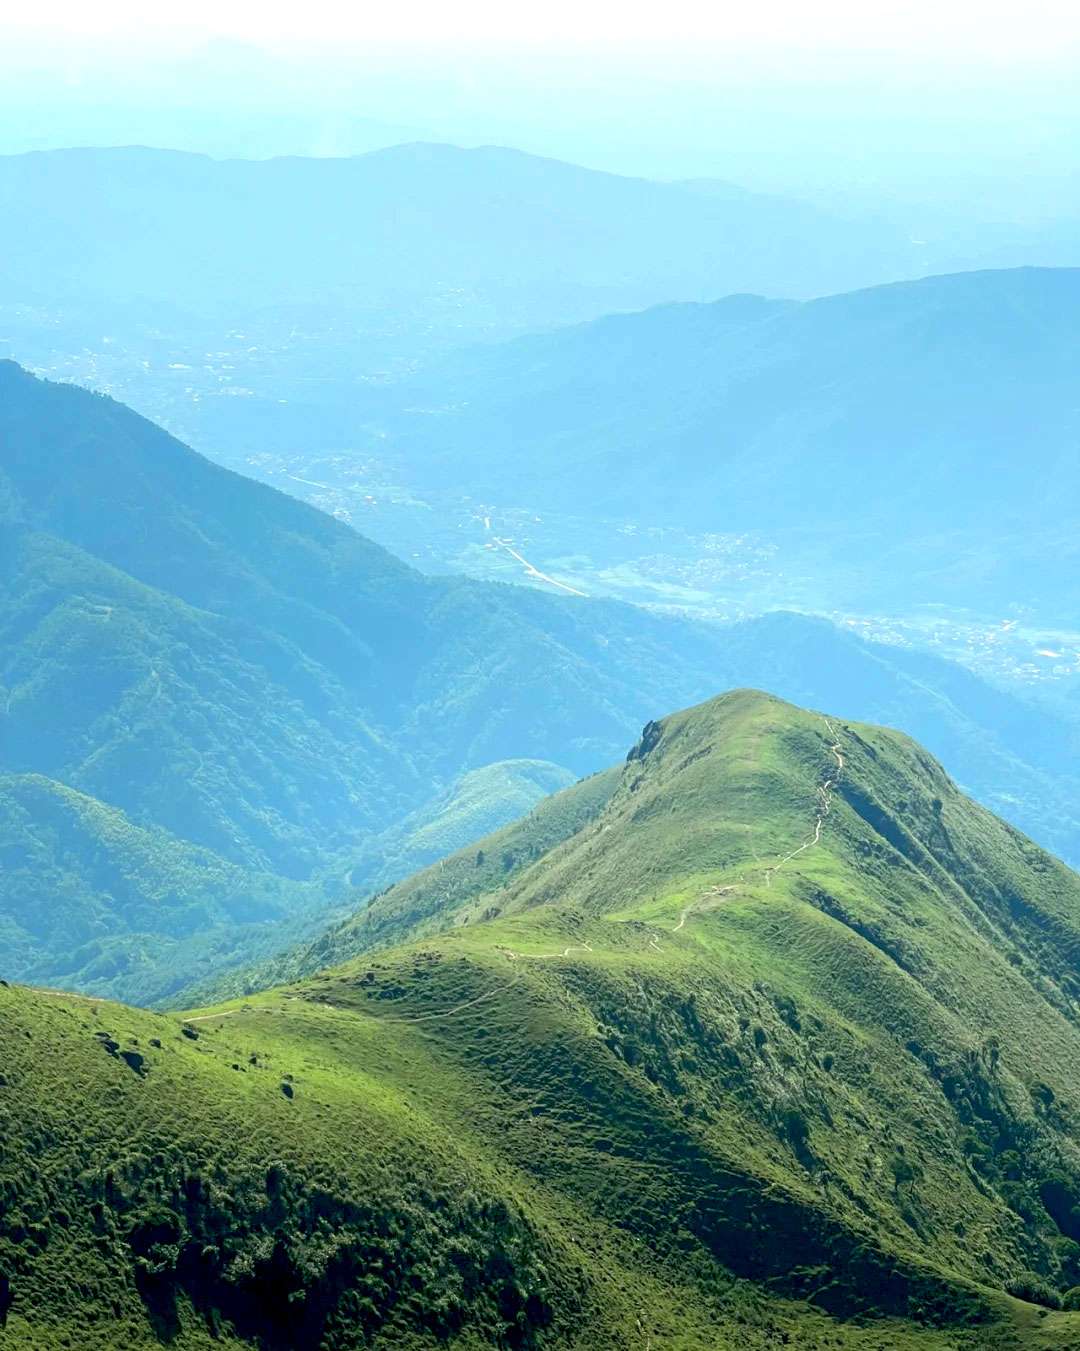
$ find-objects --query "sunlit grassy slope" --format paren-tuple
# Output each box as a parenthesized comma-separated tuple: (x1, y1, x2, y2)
(4, 359, 817, 1006)
(8, 690, 1080, 1348)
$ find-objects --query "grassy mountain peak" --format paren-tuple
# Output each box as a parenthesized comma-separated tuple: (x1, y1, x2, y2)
(10, 691, 1080, 1346)
(9, 364, 883, 1004)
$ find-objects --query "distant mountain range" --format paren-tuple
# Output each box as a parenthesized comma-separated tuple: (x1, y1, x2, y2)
(378, 266, 1080, 621)
(0, 143, 948, 456)
(0, 142, 960, 475)
(0, 143, 933, 325)
(4, 154, 1078, 635)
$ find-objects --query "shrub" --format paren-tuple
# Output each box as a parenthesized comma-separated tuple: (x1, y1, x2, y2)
(1005, 1273, 1062, 1309)
(781, 1108, 810, 1153)
(890, 1153, 917, 1191)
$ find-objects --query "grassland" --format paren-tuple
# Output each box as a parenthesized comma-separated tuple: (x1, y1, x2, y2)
(8, 691, 1080, 1347)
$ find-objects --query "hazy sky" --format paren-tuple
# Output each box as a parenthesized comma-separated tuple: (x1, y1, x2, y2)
(4, 1, 1079, 216)
(7, 0, 1080, 55)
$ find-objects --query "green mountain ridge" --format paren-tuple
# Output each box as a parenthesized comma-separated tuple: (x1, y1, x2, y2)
(0, 361, 818, 1002)
(8, 690, 1080, 1347)
(5, 359, 1079, 1011)
(190, 608, 1080, 1007)
(0, 771, 314, 1000)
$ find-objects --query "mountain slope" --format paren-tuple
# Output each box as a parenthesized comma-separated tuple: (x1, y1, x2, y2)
(382, 267, 1080, 619)
(190, 690, 1080, 1314)
(692, 613, 1080, 869)
(0, 772, 318, 1002)
(8, 692, 1080, 1347)
(193, 611, 1080, 1006)
(0, 357, 766, 816)
(5, 361, 1078, 1008)
(0, 361, 818, 1001)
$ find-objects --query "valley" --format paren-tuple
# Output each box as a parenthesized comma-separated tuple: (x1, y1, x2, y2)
(212, 445, 1080, 695)
(15, 261, 1077, 707)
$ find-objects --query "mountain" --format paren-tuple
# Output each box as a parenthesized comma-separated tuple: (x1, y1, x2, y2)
(380, 267, 1080, 621)
(685, 612, 1080, 870)
(8, 691, 1080, 1347)
(0, 144, 926, 322)
(0, 143, 937, 464)
(2, 360, 759, 797)
(192, 608, 1080, 1007)
(0, 362, 817, 1001)
(5, 361, 1078, 1009)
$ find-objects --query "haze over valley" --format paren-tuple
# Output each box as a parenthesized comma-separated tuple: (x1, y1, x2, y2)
(6, 150, 1078, 705)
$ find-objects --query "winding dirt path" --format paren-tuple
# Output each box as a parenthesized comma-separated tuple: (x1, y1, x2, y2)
(380, 984, 510, 1024)
(763, 720, 844, 888)
(497, 942, 594, 962)
(649, 719, 844, 942)
(175, 722, 845, 1033)
(672, 885, 736, 933)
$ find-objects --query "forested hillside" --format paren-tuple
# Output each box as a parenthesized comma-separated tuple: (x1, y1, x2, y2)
(0, 363, 808, 999)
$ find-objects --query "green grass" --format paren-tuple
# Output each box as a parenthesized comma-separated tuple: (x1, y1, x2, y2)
(8, 361, 906, 1010)
(193, 764, 622, 1006)
(10, 690, 1080, 1346)
(0, 972, 1053, 1351)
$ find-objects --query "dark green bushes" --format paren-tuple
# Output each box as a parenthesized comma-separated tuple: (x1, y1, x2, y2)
(1006, 1273, 1062, 1309)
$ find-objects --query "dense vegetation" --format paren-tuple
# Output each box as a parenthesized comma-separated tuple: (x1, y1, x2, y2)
(8, 691, 1080, 1347)
(0, 772, 319, 1004)
(0, 758, 576, 1008)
